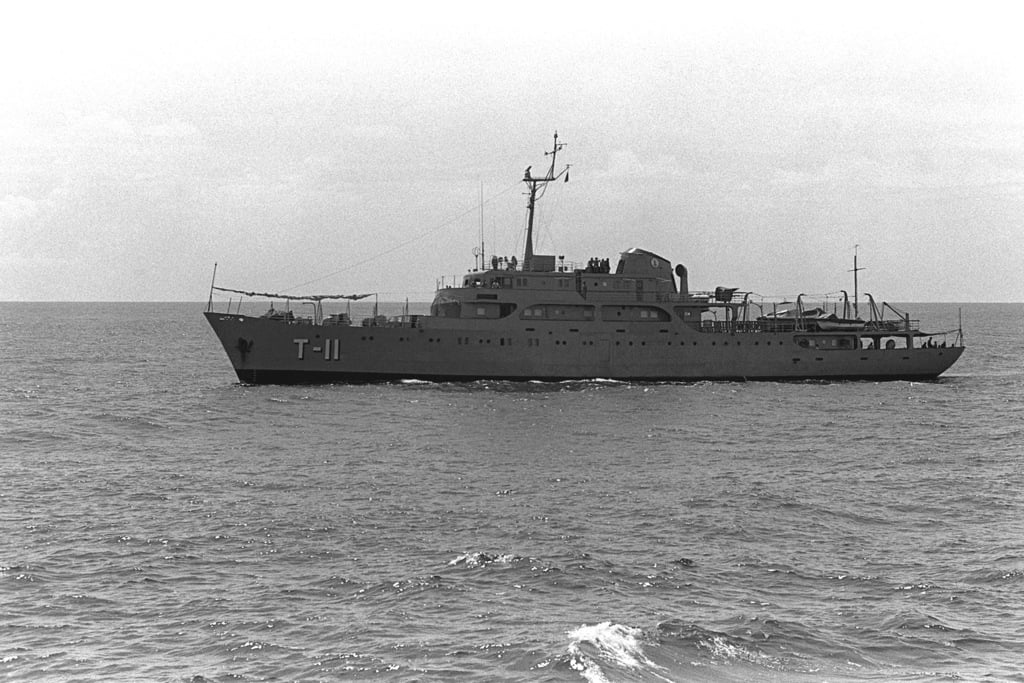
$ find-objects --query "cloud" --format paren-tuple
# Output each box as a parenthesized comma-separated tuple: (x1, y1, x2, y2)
(143, 118, 199, 139)
(0, 194, 39, 222)
(1, 2, 1022, 300)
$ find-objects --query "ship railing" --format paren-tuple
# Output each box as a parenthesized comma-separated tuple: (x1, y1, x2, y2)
(207, 289, 428, 328)
(695, 318, 924, 335)
(698, 320, 803, 334)
(655, 291, 739, 304)
(863, 319, 919, 333)
(698, 319, 924, 333)
(361, 314, 422, 328)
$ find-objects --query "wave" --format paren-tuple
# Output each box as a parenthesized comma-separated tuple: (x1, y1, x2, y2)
(557, 618, 882, 682)
(447, 552, 522, 569)
(566, 621, 673, 683)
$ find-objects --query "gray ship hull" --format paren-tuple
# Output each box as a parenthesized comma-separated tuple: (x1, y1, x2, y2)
(205, 311, 964, 384)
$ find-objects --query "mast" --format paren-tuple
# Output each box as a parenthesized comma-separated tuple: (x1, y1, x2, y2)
(479, 181, 485, 271)
(523, 132, 569, 270)
(850, 244, 865, 318)
(207, 262, 218, 312)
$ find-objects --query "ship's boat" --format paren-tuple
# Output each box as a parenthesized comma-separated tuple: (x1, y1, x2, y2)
(204, 134, 965, 383)
(759, 306, 866, 331)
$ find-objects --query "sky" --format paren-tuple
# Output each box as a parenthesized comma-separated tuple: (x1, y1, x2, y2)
(2, 1, 1021, 302)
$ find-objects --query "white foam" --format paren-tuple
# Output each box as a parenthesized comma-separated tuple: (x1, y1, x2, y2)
(698, 634, 770, 666)
(447, 552, 517, 568)
(567, 621, 670, 683)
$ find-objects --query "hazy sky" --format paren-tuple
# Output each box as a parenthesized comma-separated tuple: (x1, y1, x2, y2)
(2, 2, 1021, 302)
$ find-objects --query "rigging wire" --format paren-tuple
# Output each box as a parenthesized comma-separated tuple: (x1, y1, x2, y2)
(536, 178, 563, 254)
(211, 286, 373, 301)
(285, 179, 520, 293)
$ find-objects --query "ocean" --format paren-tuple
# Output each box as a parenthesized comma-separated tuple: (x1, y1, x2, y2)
(1, 302, 1021, 682)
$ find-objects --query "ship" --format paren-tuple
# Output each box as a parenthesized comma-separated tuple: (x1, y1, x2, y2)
(205, 133, 964, 383)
